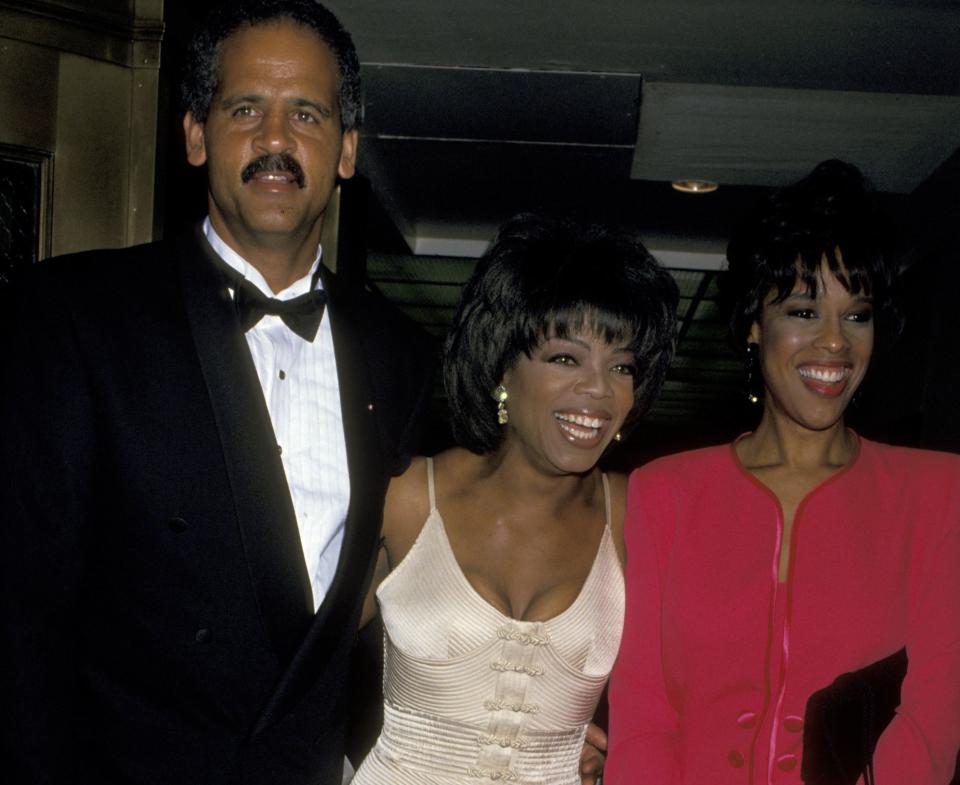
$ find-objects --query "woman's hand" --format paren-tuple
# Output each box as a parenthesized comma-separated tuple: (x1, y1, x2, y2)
(580, 722, 607, 785)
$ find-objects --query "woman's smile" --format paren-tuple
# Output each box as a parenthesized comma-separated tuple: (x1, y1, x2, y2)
(797, 362, 852, 396)
(553, 410, 611, 446)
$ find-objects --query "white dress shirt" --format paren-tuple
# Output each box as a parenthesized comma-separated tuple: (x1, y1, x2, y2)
(204, 218, 350, 611)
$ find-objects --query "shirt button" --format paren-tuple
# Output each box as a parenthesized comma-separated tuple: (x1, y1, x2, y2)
(783, 715, 804, 733)
(727, 750, 745, 768)
(195, 628, 212, 644)
(278, 369, 286, 380)
(777, 754, 798, 771)
(736, 711, 757, 729)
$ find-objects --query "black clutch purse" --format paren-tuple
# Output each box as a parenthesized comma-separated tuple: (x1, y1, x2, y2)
(801, 648, 959, 785)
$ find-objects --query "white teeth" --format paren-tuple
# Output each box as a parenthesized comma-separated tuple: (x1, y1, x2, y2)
(554, 413, 605, 442)
(554, 413, 602, 428)
(557, 421, 598, 440)
(799, 367, 847, 383)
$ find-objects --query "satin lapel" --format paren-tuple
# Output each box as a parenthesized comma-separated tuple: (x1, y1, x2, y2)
(252, 266, 384, 736)
(174, 229, 314, 664)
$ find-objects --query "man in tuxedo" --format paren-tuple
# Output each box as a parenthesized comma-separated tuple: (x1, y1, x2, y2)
(0, 1, 434, 783)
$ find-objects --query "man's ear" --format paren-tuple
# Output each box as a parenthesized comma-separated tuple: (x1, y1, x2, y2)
(183, 112, 207, 167)
(337, 128, 359, 179)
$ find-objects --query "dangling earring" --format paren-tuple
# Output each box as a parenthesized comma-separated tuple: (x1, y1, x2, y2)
(745, 342, 762, 404)
(492, 384, 509, 425)
(613, 431, 622, 442)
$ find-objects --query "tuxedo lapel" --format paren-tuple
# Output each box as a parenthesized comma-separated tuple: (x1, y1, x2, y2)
(251, 266, 385, 736)
(174, 229, 314, 665)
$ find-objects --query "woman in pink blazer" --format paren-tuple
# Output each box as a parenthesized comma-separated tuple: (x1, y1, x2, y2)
(607, 160, 960, 785)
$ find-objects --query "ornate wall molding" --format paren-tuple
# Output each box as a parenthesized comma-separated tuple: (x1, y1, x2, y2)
(0, 1, 163, 69)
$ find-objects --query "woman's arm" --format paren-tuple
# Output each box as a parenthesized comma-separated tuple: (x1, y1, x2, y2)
(359, 545, 390, 628)
(872, 458, 960, 784)
(358, 456, 433, 629)
(605, 469, 681, 784)
(607, 471, 628, 567)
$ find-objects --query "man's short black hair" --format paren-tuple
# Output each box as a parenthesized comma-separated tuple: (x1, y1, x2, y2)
(180, 0, 362, 130)
(723, 159, 900, 348)
(444, 213, 679, 455)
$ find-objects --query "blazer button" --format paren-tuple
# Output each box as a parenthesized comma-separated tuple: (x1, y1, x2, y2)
(783, 715, 803, 733)
(776, 754, 798, 771)
(195, 628, 212, 644)
(168, 517, 188, 533)
(727, 750, 745, 768)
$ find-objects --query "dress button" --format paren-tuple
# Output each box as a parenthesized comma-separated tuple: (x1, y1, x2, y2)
(736, 711, 757, 729)
(776, 754, 798, 771)
(783, 715, 803, 733)
(168, 517, 188, 533)
(195, 628, 212, 644)
(727, 750, 745, 768)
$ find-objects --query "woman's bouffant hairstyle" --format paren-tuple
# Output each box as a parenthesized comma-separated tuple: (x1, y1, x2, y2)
(723, 159, 901, 347)
(180, 0, 362, 130)
(444, 213, 679, 455)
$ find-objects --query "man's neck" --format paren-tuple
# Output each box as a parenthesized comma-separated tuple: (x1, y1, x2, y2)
(207, 218, 322, 294)
(246, 251, 315, 293)
(204, 217, 322, 295)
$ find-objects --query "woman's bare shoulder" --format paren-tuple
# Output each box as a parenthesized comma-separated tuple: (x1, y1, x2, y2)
(383, 448, 480, 561)
(383, 456, 430, 542)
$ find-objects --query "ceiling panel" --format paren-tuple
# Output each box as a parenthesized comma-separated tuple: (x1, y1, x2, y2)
(633, 82, 960, 192)
(362, 65, 642, 146)
(327, 1, 960, 96)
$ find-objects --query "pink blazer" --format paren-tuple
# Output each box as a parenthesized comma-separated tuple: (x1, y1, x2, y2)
(607, 436, 960, 785)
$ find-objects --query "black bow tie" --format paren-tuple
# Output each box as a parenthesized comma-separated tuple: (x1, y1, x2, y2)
(232, 280, 327, 342)
(210, 252, 327, 342)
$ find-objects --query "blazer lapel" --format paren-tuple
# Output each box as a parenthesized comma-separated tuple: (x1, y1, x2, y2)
(252, 266, 385, 735)
(174, 228, 314, 665)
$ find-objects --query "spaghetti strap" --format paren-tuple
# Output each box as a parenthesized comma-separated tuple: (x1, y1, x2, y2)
(426, 456, 438, 512)
(601, 472, 612, 528)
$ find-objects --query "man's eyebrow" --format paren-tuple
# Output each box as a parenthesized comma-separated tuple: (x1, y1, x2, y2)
(290, 97, 333, 117)
(219, 94, 263, 110)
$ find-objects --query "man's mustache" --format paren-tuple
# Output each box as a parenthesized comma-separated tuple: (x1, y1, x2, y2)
(240, 154, 306, 188)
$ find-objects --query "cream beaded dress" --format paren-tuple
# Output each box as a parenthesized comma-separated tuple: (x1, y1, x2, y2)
(351, 458, 625, 785)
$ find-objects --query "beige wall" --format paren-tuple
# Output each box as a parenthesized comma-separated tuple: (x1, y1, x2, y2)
(0, 0, 163, 256)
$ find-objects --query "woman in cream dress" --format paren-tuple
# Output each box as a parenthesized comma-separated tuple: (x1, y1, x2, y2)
(352, 214, 678, 785)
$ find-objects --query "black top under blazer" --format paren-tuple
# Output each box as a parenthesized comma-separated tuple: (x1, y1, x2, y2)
(0, 227, 435, 784)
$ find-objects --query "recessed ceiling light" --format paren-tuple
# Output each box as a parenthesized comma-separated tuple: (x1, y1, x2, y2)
(671, 179, 719, 194)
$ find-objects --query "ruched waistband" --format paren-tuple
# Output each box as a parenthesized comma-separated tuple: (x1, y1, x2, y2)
(374, 701, 585, 784)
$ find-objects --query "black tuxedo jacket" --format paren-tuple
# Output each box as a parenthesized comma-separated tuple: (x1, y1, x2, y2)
(0, 228, 435, 784)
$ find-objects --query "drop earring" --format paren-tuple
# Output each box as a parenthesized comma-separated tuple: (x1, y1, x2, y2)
(492, 384, 509, 425)
(745, 342, 762, 404)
